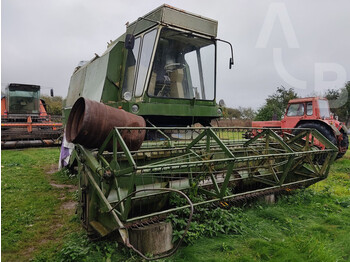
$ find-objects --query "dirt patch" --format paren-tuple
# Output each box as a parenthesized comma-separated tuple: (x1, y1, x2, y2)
(46, 164, 59, 174)
(58, 194, 66, 200)
(50, 183, 77, 192)
(26, 247, 35, 253)
(62, 201, 76, 210)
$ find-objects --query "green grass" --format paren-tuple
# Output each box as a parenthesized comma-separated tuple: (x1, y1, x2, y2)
(1, 148, 79, 261)
(170, 189, 350, 262)
(1, 148, 349, 261)
(167, 150, 350, 262)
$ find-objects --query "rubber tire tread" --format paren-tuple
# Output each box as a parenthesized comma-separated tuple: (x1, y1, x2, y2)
(337, 129, 349, 159)
(293, 122, 337, 161)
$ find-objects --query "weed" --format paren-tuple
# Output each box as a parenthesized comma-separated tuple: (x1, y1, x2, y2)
(167, 192, 246, 245)
(54, 233, 134, 262)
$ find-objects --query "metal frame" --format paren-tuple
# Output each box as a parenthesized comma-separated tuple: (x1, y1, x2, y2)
(70, 126, 337, 247)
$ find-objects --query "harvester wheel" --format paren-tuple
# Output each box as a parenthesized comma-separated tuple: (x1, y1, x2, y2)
(293, 122, 337, 162)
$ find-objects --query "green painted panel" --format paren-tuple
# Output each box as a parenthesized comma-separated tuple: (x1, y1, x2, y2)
(101, 42, 125, 104)
(136, 102, 218, 117)
(66, 66, 86, 107)
(82, 54, 109, 102)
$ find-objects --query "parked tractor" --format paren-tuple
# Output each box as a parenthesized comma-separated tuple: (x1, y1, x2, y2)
(252, 97, 348, 159)
(61, 5, 338, 259)
(1, 83, 63, 148)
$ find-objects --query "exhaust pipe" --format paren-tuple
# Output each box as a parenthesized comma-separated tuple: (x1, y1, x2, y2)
(66, 97, 146, 151)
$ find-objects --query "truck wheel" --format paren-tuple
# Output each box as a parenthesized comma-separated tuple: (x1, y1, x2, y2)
(293, 122, 337, 162)
(337, 130, 349, 159)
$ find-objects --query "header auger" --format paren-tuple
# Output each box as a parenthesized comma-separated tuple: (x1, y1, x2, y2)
(61, 5, 338, 259)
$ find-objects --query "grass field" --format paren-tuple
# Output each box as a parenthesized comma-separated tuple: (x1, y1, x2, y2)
(1, 146, 349, 261)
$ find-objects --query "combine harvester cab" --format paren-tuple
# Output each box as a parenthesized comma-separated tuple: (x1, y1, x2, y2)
(1, 83, 63, 149)
(62, 5, 338, 259)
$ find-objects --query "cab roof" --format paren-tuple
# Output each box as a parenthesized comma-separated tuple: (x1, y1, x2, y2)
(288, 97, 327, 104)
(8, 83, 40, 92)
(126, 4, 218, 37)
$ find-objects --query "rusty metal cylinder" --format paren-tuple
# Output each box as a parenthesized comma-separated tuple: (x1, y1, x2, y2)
(66, 97, 146, 151)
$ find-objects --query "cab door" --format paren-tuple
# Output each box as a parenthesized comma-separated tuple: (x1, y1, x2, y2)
(281, 103, 305, 128)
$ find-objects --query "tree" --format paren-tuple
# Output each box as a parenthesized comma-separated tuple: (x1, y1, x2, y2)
(340, 82, 350, 126)
(325, 82, 350, 126)
(41, 95, 63, 115)
(221, 106, 256, 120)
(238, 107, 256, 120)
(255, 86, 298, 121)
(226, 107, 242, 119)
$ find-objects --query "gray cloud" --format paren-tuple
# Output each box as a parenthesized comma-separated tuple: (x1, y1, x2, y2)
(2, 0, 350, 108)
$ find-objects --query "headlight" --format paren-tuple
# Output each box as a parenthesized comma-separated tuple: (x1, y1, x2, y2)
(217, 108, 222, 115)
(131, 104, 139, 113)
(123, 91, 132, 101)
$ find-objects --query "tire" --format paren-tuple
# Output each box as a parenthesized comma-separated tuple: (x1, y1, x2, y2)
(293, 122, 337, 162)
(337, 129, 349, 159)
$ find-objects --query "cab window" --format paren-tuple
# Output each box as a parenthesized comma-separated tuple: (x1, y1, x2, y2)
(122, 37, 141, 96)
(147, 28, 215, 100)
(306, 102, 313, 115)
(286, 103, 304, 116)
(135, 29, 158, 97)
(318, 99, 331, 118)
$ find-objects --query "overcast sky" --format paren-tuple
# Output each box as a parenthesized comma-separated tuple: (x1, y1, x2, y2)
(2, 0, 350, 109)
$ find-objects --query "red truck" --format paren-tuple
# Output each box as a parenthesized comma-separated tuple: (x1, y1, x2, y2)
(252, 97, 349, 159)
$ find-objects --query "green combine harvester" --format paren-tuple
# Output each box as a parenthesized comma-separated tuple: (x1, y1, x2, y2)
(61, 5, 338, 259)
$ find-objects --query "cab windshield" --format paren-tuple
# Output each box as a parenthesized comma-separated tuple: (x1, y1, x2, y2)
(148, 28, 215, 100)
(318, 99, 331, 118)
(8, 90, 40, 114)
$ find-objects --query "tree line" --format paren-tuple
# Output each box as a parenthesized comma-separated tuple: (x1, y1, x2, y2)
(41, 95, 63, 115)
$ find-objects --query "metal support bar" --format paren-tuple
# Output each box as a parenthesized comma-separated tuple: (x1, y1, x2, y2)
(84, 164, 128, 243)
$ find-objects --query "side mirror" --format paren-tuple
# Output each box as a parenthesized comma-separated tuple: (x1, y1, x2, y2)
(125, 34, 135, 50)
(50, 89, 54, 97)
(229, 58, 234, 69)
(219, 99, 226, 107)
(216, 38, 234, 70)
